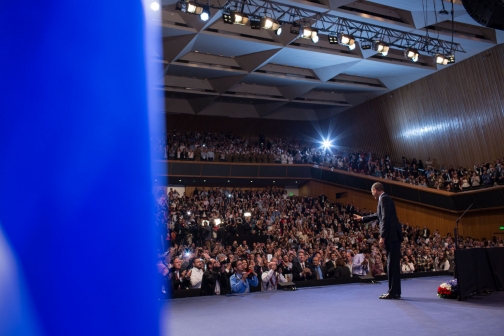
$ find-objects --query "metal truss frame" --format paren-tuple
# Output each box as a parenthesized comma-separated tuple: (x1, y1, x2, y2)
(204, 0, 465, 55)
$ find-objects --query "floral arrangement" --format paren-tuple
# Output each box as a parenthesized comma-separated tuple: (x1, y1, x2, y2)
(437, 279, 458, 299)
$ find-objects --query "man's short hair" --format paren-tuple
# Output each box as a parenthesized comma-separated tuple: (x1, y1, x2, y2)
(231, 260, 238, 269)
(371, 182, 384, 192)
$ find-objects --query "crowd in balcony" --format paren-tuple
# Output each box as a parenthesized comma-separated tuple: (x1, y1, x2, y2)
(158, 130, 504, 192)
(155, 186, 503, 297)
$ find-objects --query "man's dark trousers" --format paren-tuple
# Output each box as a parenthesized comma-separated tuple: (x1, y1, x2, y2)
(387, 240, 401, 296)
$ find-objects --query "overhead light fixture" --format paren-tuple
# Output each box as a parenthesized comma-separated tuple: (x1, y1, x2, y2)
(200, 5, 210, 21)
(404, 47, 419, 62)
(446, 54, 455, 64)
(186, 2, 203, 14)
(299, 27, 319, 43)
(435, 54, 449, 65)
(328, 35, 338, 44)
(373, 41, 389, 56)
(250, 19, 261, 30)
(222, 12, 233, 24)
(260, 17, 280, 31)
(150, 2, 160, 11)
(275, 26, 282, 36)
(361, 42, 372, 50)
(337, 33, 355, 50)
(231, 11, 248, 25)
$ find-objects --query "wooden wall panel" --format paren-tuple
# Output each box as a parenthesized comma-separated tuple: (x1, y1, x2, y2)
(301, 180, 504, 239)
(166, 114, 323, 138)
(330, 44, 504, 168)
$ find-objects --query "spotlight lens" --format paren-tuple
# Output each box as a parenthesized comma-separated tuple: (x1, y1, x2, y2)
(412, 54, 419, 62)
(276, 27, 282, 36)
(264, 18, 273, 29)
(235, 14, 243, 23)
(302, 29, 312, 38)
(150, 2, 160, 11)
(311, 33, 319, 43)
(187, 3, 197, 13)
(201, 12, 209, 21)
(341, 36, 350, 44)
(348, 43, 356, 50)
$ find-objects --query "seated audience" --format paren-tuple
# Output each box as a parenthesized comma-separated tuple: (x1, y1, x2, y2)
(156, 186, 503, 298)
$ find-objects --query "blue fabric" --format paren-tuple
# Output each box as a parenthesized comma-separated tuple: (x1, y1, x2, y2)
(0, 2, 161, 335)
(230, 273, 259, 293)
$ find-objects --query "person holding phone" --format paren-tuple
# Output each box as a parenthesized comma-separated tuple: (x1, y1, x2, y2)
(230, 260, 258, 293)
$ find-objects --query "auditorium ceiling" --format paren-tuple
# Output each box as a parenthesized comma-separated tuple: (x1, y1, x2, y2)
(156, 0, 504, 120)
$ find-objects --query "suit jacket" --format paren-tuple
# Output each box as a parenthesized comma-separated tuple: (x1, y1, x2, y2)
(325, 260, 337, 277)
(170, 268, 190, 291)
(362, 193, 403, 243)
(200, 270, 225, 296)
(310, 264, 327, 280)
(292, 261, 314, 281)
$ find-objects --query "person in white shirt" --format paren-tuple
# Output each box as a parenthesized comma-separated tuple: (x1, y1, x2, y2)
(190, 258, 204, 289)
(261, 260, 286, 291)
(352, 249, 370, 276)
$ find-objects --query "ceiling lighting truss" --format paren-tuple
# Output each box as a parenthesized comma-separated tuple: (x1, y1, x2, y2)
(216, 0, 464, 56)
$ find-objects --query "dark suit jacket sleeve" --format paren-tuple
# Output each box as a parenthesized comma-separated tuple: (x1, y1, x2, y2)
(362, 213, 378, 223)
(292, 262, 303, 281)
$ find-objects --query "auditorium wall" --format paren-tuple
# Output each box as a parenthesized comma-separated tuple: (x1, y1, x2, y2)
(166, 114, 324, 138)
(300, 180, 504, 240)
(329, 44, 504, 168)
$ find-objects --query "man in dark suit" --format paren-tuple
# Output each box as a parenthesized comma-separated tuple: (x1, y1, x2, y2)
(422, 226, 430, 239)
(200, 259, 225, 296)
(169, 257, 191, 291)
(325, 252, 338, 278)
(310, 255, 326, 280)
(354, 182, 403, 299)
(292, 251, 314, 281)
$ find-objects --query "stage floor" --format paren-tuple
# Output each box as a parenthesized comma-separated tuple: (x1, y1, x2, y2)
(163, 276, 504, 336)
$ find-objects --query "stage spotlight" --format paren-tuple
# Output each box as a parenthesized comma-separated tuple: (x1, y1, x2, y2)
(328, 35, 338, 44)
(299, 27, 319, 43)
(231, 11, 248, 25)
(373, 41, 389, 56)
(361, 42, 372, 50)
(322, 139, 332, 149)
(244, 212, 251, 217)
(250, 19, 261, 30)
(214, 218, 222, 225)
(435, 54, 449, 65)
(200, 6, 210, 21)
(187, 2, 203, 14)
(260, 17, 280, 31)
(404, 47, 419, 62)
(275, 26, 282, 36)
(446, 54, 455, 64)
(222, 12, 233, 24)
(337, 33, 355, 49)
(150, 2, 160, 11)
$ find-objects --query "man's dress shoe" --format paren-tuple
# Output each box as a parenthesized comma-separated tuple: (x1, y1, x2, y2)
(379, 293, 401, 300)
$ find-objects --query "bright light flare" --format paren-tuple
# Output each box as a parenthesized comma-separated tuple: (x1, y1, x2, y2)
(322, 139, 332, 149)
(150, 2, 160, 11)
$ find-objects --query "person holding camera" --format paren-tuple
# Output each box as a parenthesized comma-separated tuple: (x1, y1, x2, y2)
(261, 259, 287, 291)
(200, 259, 225, 296)
(229, 260, 258, 293)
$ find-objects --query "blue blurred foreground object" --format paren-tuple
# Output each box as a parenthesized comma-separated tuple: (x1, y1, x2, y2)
(0, 1, 162, 335)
